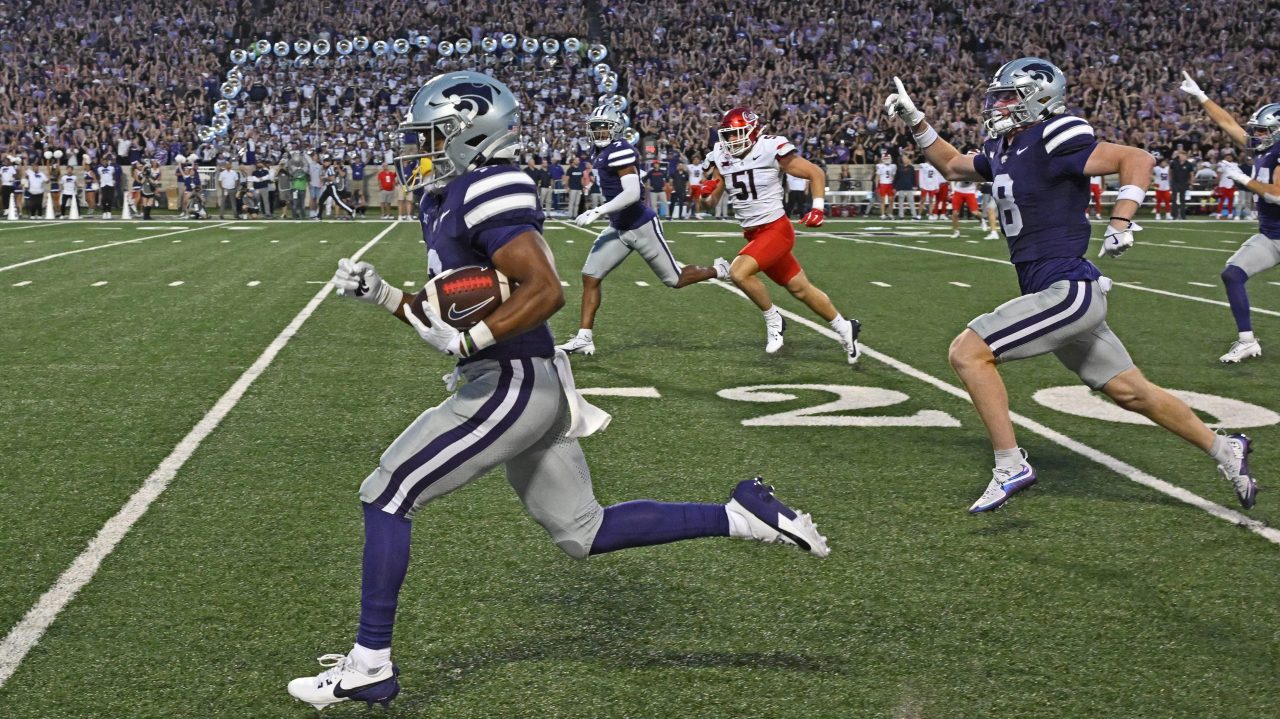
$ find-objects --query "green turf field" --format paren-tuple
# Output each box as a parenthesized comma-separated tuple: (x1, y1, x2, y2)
(1, 217, 1277, 718)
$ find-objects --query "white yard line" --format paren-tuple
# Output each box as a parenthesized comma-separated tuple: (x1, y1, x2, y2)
(0, 223, 232, 274)
(562, 221, 1279, 545)
(0, 222, 401, 688)
(811, 232, 1279, 318)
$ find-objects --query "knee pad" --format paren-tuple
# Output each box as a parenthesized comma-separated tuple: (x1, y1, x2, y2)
(554, 537, 591, 560)
(1222, 264, 1249, 286)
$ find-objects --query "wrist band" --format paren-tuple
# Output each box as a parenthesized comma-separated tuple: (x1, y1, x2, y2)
(1108, 216, 1133, 226)
(1115, 184, 1145, 204)
(811, 197, 824, 211)
(913, 124, 939, 149)
(379, 286, 405, 313)
(468, 321, 495, 352)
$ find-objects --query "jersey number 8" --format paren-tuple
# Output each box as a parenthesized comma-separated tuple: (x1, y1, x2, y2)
(992, 173, 1024, 236)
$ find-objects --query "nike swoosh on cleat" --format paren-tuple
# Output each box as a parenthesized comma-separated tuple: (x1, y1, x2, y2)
(332, 676, 390, 699)
(447, 297, 495, 321)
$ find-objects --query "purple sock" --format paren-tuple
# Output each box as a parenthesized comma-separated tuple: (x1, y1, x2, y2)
(589, 500, 730, 556)
(1221, 265, 1252, 332)
(355, 502, 412, 650)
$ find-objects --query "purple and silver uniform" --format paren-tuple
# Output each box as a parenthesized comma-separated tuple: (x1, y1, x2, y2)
(592, 139, 654, 230)
(1254, 142, 1280, 239)
(418, 162, 553, 364)
(973, 115, 1102, 294)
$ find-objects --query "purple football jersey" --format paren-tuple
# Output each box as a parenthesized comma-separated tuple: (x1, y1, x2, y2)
(973, 115, 1103, 294)
(592, 139, 655, 231)
(418, 162, 553, 363)
(1254, 143, 1280, 240)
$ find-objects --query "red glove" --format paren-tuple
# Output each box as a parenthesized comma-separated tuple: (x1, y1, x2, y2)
(700, 178, 720, 196)
(801, 208, 825, 227)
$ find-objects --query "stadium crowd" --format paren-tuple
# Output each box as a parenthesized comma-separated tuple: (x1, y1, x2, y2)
(0, 0, 1275, 213)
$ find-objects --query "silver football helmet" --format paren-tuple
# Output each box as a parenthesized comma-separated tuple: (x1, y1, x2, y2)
(587, 104, 627, 148)
(982, 57, 1068, 136)
(395, 71, 521, 191)
(1247, 103, 1280, 151)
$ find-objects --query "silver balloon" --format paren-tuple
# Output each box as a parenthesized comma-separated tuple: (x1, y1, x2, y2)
(542, 39, 560, 55)
(213, 99, 232, 116)
(336, 55, 350, 68)
(229, 48, 248, 65)
(521, 36, 539, 53)
(587, 43, 607, 62)
(212, 115, 231, 135)
(564, 37, 581, 53)
(336, 38, 353, 55)
(220, 81, 241, 99)
(273, 40, 290, 57)
(414, 35, 430, 50)
(372, 39, 389, 55)
(456, 38, 472, 55)
(226, 66, 243, 82)
(622, 127, 639, 145)
(612, 95, 629, 111)
(594, 62, 611, 76)
(481, 37, 498, 53)
(602, 76, 618, 93)
(500, 33, 517, 50)
(353, 36, 369, 52)
(541, 55, 557, 70)
(254, 39, 271, 56)
(393, 38, 410, 54)
(197, 125, 216, 143)
(294, 39, 311, 55)
(295, 56, 311, 68)
(254, 55, 272, 69)
(437, 40, 454, 57)
(314, 38, 331, 56)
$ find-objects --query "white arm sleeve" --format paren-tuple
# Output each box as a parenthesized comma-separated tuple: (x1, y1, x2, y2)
(591, 172, 641, 215)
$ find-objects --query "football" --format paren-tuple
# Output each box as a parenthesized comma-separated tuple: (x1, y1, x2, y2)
(410, 265, 512, 330)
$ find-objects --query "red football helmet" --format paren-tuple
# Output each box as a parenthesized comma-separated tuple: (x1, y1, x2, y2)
(718, 107, 762, 158)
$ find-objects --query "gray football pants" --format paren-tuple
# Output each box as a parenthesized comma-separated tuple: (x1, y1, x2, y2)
(581, 217, 681, 286)
(359, 356, 604, 559)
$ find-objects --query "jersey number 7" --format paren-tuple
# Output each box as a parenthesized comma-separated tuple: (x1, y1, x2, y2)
(730, 169, 759, 201)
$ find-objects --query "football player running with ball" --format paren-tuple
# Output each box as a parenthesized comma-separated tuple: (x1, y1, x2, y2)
(557, 104, 729, 356)
(287, 72, 830, 711)
(885, 58, 1258, 513)
(1179, 71, 1280, 364)
(700, 107, 861, 363)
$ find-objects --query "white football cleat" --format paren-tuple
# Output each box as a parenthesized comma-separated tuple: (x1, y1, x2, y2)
(713, 256, 730, 280)
(726, 478, 829, 557)
(835, 317, 861, 365)
(556, 333, 596, 356)
(287, 653, 399, 710)
(951, 230, 960, 238)
(1219, 339, 1261, 364)
(985, 231, 1000, 240)
(1217, 433, 1258, 509)
(765, 315, 786, 354)
(969, 458, 1037, 513)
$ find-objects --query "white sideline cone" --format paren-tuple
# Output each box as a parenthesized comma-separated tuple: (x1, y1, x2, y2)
(121, 196, 132, 220)
(44, 191, 55, 220)
(5, 192, 16, 220)
(68, 195, 80, 220)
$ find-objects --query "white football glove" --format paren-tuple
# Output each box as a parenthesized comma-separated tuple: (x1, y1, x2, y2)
(1223, 167, 1252, 187)
(884, 76, 925, 127)
(1098, 220, 1142, 259)
(1179, 70, 1208, 103)
(403, 300, 465, 357)
(332, 258, 401, 311)
(574, 208, 603, 226)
